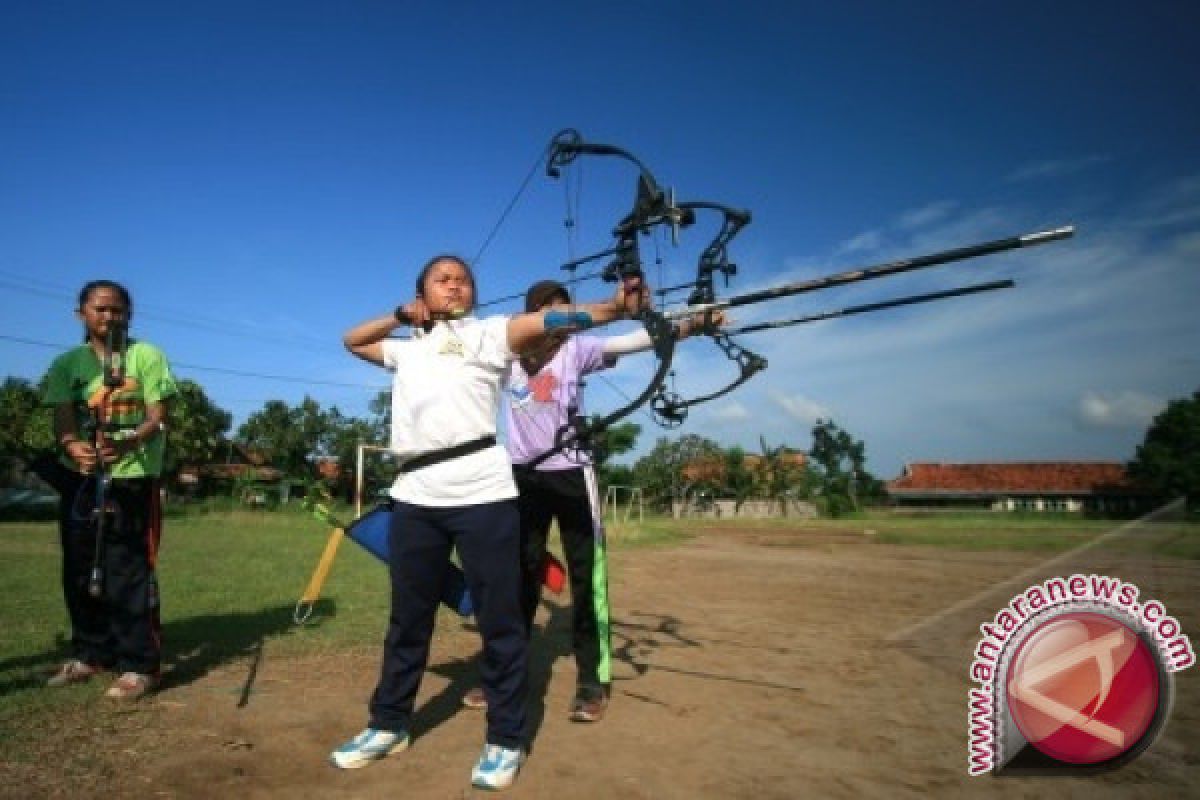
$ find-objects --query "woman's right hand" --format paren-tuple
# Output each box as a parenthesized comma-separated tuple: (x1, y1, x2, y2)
(64, 440, 98, 473)
(394, 297, 433, 330)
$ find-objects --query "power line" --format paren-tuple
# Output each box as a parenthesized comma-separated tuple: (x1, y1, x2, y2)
(0, 273, 334, 350)
(0, 332, 385, 390)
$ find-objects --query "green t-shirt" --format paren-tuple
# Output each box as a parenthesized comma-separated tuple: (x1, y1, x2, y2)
(43, 340, 178, 478)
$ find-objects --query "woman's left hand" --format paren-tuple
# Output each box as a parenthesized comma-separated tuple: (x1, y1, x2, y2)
(99, 435, 140, 464)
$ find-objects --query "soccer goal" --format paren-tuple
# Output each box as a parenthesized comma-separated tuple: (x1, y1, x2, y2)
(354, 443, 395, 518)
(604, 484, 644, 524)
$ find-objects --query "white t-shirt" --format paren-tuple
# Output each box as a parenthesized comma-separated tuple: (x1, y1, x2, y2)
(380, 315, 516, 506)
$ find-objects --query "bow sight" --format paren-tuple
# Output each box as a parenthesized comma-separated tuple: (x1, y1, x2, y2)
(547, 128, 694, 281)
(661, 201, 753, 307)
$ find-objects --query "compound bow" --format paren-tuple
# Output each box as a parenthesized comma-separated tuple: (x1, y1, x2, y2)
(493, 130, 1076, 464)
(524, 130, 688, 467)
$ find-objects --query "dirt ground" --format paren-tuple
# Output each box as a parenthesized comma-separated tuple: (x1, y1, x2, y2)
(5, 527, 1197, 799)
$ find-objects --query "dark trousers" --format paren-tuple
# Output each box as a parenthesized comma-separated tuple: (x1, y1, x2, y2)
(369, 499, 527, 749)
(515, 466, 612, 688)
(59, 473, 163, 675)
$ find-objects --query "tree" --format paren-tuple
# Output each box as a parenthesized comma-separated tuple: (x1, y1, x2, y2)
(632, 433, 723, 508)
(237, 396, 332, 479)
(0, 377, 54, 482)
(323, 405, 389, 502)
(757, 435, 816, 515)
(368, 389, 391, 430)
(602, 463, 635, 491)
(724, 446, 756, 513)
(1127, 389, 1200, 507)
(808, 418, 881, 517)
(590, 420, 640, 493)
(164, 379, 233, 477)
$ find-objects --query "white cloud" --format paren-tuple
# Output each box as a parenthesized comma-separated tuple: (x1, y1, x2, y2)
(1005, 154, 1112, 183)
(896, 201, 957, 230)
(770, 390, 830, 424)
(1129, 174, 1200, 230)
(1076, 390, 1164, 429)
(834, 229, 884, 255)
(708, 401, 751, 421)
(1173, 231, 1200, 255)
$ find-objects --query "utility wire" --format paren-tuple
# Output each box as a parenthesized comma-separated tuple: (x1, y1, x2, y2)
(0, 333, 385, 390)
(0, 273, 333, 349)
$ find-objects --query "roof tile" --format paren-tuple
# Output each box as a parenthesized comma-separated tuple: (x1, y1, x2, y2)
(887, 462, 1132, 493)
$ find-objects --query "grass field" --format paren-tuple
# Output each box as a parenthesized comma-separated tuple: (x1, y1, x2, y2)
(0, 505, 691, 749)
(1, 506, 1195, 775)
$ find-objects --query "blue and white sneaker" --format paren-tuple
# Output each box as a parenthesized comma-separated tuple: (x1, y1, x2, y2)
(329, 727, 409, 769)
(470, 743, 524, 790)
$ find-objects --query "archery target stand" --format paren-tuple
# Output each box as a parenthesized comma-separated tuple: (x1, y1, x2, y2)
(604, 485, 644, 524)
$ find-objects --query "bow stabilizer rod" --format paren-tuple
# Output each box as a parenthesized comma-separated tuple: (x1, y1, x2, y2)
(726, 279, 1015, 335)
(664, 225, 1073, 320)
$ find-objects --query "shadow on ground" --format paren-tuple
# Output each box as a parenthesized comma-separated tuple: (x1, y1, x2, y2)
(0, 599, 335, 699)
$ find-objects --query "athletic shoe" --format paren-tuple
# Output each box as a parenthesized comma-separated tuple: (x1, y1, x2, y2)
(329, 728, 409, 769)
(461, 687, 488, 710)
(568, 684, 609, 723)
(104, 672, 159, 700)
(46, 659, 101, 688)
(470, 744, 524, 791)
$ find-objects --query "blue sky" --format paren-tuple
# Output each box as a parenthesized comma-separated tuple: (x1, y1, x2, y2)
(2, 2, 1197, 478)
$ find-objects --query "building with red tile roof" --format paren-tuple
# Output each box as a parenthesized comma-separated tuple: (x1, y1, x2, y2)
(885, 462, 1146, 513)
(681, 450, 806, 485)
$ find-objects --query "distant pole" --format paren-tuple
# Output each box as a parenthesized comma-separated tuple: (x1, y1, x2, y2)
(355, 443, 365, 519)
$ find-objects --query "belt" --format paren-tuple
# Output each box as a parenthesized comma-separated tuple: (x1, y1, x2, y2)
(397, 435, 497, 474)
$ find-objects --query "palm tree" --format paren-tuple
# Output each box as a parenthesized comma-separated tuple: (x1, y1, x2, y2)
(757, 436, 809, 516)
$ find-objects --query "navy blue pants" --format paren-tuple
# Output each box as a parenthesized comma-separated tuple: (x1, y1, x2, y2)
(59, 473, 163, 675)
(369, 499, 527, 749)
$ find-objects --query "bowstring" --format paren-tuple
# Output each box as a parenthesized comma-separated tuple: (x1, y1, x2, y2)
(552, 155, 602, 464)
(468, 143, 665, 467)
(472, 143, 552, 269)
(475, 147, 597, 467)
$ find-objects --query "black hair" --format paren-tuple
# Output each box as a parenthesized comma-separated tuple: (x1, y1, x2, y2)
(78, 280, 133, 316)
(524, 280, 571, 312)
(414, 254, 475, 306)
(77, 280, 133, 342)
